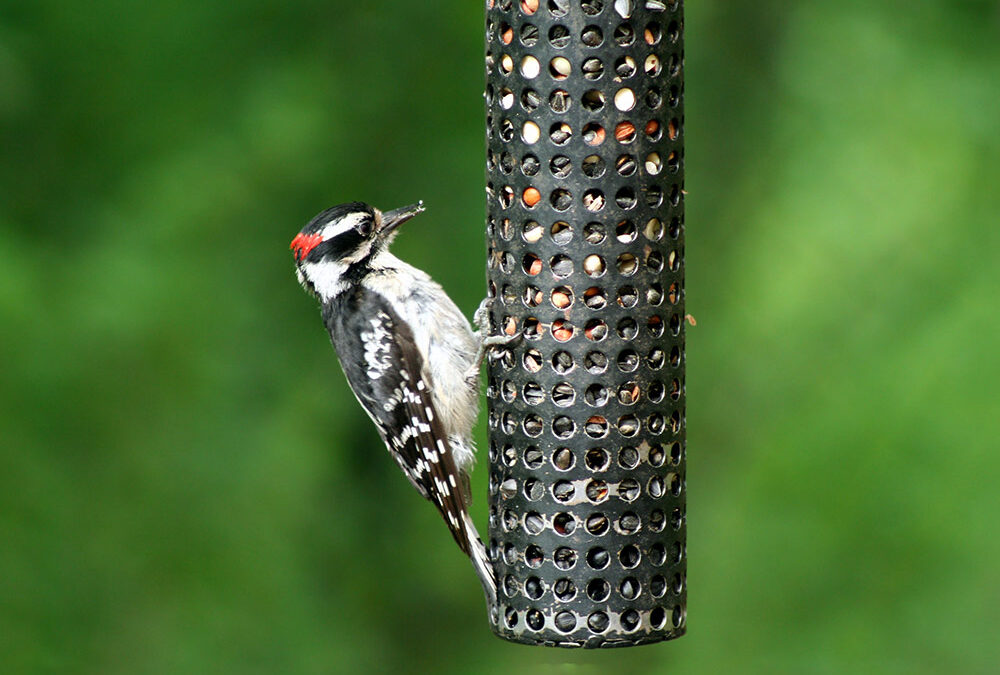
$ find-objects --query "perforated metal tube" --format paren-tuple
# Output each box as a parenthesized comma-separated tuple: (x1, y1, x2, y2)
(483, 0, 686, 648)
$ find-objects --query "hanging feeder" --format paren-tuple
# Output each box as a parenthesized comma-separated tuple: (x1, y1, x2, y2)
(484, 0, 686, 648)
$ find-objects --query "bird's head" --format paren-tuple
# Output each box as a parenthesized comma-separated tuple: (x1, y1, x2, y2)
(291, 200, 424, 298)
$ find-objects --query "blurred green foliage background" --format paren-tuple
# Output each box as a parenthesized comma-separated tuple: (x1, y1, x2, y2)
(2, 1, 999, 673)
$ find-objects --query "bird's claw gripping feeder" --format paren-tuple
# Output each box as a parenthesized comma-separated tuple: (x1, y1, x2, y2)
(483, 0, 686, 648)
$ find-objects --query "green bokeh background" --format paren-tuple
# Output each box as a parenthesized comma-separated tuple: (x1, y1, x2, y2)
(2, 1, 999, 673)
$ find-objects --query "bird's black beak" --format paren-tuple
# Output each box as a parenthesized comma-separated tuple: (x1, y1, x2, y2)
(380, 201, 425, 235)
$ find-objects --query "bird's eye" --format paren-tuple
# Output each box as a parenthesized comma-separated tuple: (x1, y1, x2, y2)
(356, 218, 374, 236)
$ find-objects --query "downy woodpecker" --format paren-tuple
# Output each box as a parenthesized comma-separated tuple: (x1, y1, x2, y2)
(291, 201, 498, 605)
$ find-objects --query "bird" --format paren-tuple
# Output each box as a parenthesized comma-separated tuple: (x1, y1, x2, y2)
(290, 200, 501, 606)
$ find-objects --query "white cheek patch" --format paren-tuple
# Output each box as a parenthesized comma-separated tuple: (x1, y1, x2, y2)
(301, 260, 349, 300)
(341, 240, 373, 265)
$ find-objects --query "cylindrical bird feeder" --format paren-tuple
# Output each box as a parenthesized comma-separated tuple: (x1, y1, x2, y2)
(484, 0, 686, 648)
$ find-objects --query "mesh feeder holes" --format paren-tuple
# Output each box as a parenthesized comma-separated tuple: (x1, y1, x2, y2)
(485, 0, 686, 648)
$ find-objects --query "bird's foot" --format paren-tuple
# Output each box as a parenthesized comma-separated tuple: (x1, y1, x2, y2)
(473, 296, 493, 333)
(465, 330, 522, 383)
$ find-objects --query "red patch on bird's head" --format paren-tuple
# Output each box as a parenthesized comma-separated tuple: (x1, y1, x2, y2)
(290, 232, 324, 261)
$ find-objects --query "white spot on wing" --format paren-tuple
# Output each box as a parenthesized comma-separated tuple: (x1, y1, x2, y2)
(360, 312, 393, 379)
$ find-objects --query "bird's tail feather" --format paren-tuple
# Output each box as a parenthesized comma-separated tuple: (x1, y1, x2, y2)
(462, 511, 497, 609)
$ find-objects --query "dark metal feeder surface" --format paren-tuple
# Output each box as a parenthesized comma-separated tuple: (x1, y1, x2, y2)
(484, 0, 686, 648)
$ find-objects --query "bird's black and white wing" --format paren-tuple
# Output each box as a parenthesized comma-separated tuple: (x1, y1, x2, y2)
(323, 289, 475, 556)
